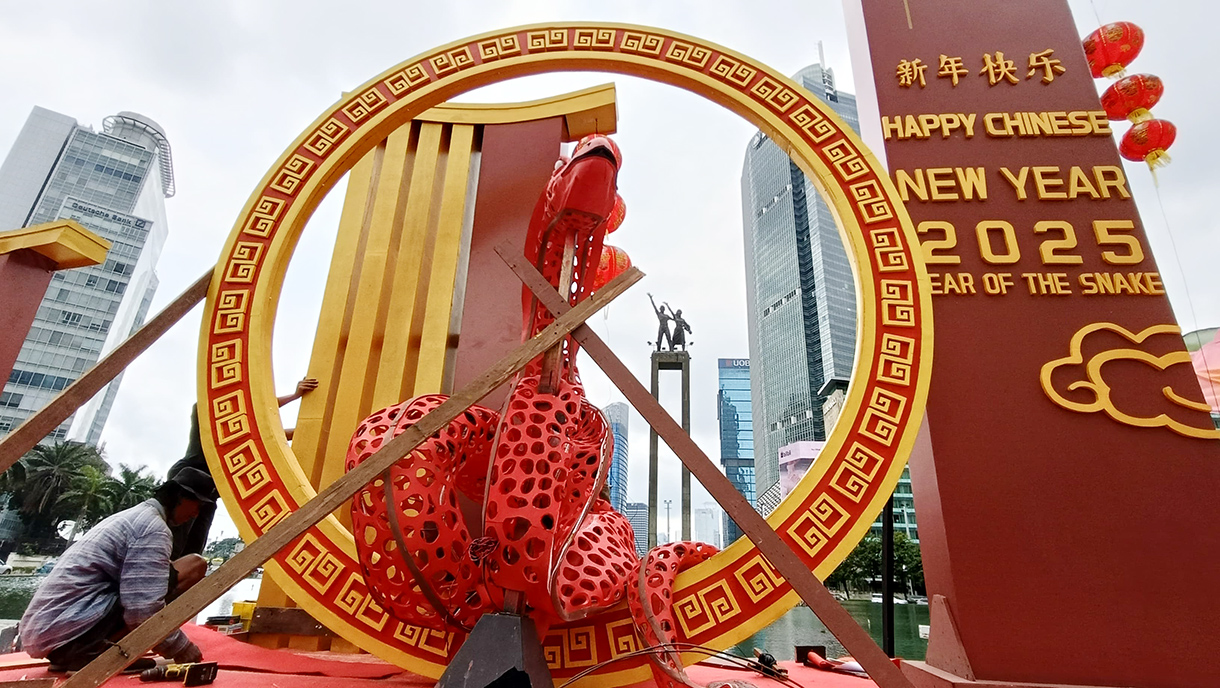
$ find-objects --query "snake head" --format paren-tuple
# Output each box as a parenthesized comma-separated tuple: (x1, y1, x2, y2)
(572, 133, 621, 170)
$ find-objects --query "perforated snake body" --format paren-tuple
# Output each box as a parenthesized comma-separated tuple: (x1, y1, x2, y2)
(347, 136, 716, 688)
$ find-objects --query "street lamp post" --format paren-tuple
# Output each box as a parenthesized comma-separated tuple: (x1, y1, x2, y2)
(664, 499, 672, 543)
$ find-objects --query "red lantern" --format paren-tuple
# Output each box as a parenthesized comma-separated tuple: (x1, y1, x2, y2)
(1083, 22, 1145, 78)
(1120, 118, 1176, 169)
(605, 193, 626, 234)
(592, 244, 631, 290)
(1101, 74, 1163, 123)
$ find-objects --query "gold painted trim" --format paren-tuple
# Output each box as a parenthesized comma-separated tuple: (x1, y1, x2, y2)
(199, 22, 933, 683)
(416, 83, 617, 140)
(0, 220, 110, 269)
(1041, 322, 1220, 440)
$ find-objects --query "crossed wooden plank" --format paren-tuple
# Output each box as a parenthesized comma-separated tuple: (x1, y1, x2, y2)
(0, 270, 214, 471)
(495, 246, 913, 688)
(58, 267, 641, 688)
(10, 250, 911, 688)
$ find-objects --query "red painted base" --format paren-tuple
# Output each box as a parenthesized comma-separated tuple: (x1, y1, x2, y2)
(902, 661, 1131, 688)
(0, 249, 55, 384)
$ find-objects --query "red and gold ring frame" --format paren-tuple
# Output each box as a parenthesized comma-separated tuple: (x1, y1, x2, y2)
(199, 22, 932, 684)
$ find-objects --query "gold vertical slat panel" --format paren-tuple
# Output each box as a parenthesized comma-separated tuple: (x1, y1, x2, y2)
(313, 124, 421, 499)
(293, 148, 382, 489)
(413, 124, 479, 395)
(368, 122, 445, 411)
(255, 147, 384, 619)
(256, 86, 615, 628)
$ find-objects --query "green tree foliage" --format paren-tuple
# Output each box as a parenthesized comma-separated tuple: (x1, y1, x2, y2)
(0, 442, 162, 546)
(112, 464, 158, 511)
(58, 464, 122, 542)
(203, 537, 245, 562)
(893, 532, 924, 593)
(7, 442, 109, 538)
(823, 532, 925, 596)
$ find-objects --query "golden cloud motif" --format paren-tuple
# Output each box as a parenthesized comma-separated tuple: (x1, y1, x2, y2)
(1040, 322, 1220, 440)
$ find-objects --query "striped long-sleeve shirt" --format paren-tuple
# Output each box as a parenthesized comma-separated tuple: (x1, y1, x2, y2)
(20, 499, 191, 659)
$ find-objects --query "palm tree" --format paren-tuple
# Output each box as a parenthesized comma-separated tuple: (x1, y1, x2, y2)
(112, 464, 158, 511)
(58, 464, 121, 542)
(12, 442, 109, 538)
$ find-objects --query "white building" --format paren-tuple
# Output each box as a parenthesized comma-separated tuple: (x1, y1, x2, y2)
(693, 505, 721, 549)
(0, 108, 173, 444)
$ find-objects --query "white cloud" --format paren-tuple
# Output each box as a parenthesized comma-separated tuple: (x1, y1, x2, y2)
(3, 0, 1214, 545)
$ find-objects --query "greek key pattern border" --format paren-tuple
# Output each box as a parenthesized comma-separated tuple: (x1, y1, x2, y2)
(204, 24, 926, 678)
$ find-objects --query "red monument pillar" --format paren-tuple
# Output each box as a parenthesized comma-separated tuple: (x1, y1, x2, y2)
(0, 221, 109, 384)
(846, 2, 1220, 687)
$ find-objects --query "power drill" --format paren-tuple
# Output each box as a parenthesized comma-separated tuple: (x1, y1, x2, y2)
(139, 662, 218, 686)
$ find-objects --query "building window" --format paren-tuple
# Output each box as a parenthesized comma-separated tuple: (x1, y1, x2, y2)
(0, 393, 21, 408)
(61, 311, 83, 326)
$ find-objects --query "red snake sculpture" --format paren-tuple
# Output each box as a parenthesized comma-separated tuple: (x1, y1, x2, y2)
(346, 135, 718, 688)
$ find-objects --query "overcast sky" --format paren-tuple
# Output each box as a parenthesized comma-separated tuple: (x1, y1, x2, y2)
(2, 1, 1215, 545)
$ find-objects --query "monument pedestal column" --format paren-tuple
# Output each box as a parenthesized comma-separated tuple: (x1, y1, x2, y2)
(647, 350, 691, 545)
(0, 221, 109, 384)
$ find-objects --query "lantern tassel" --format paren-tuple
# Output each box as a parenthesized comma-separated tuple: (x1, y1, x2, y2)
(1146, 149, 1171, 170)
(1102, 64, 1127, 79)
(1128, 108, 1153, 124)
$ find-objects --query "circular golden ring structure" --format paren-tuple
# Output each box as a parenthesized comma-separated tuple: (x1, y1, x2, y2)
(199, 22, 932, 684)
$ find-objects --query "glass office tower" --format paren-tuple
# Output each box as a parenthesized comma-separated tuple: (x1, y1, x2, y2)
(623, 502, 649, 557)
(742, 64, 859, 513)
(603, 402, 630, 512)
(0, 107, 174, 443)
(717, 358, 754, 545)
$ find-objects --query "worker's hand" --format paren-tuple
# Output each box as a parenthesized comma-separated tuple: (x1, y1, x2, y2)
(296, 378, 319, 397)
(173, 642, 203, 665)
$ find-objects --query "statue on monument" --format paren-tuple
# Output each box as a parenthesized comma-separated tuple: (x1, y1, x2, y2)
(648, 293, 691, 351)
(648, 293, 672, 351)
(670, 307, 691, 351)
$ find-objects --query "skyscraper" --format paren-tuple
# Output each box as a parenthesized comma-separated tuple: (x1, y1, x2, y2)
(0, 107, 174, 443)
(622, 501, 649, 557)
(603, 402, 629, 512)
(693, 505, 720, 549)
(717, 358, 754, 545)
(742, 64, 859, 513)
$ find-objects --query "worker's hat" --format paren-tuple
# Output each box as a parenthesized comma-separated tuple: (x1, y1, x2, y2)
(170, 467, 217, 505)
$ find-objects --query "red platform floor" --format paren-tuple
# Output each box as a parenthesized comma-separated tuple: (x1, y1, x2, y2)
(0, 625, 876, 688)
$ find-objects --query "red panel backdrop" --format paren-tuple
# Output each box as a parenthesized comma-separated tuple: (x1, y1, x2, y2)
(855, 2, 1220, 686)
(0, 250, 55, 385)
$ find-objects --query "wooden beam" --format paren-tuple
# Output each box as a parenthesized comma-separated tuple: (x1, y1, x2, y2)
(497, 245, 915, 688)
(60, 266, 642, 688)
(247, 607, 333, 637)
(0, 268, 214, 470)
(0, 679, 55, 688)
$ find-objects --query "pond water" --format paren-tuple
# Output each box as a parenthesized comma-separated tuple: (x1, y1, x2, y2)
(731, 600, 930, 661)
(0, 574, 261, 625)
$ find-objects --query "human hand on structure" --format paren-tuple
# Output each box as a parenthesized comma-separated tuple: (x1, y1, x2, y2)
(278, 377, 319, 407)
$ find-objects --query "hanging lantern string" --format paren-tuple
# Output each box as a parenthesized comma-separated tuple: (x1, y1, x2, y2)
(1090, 0, 1103, 26)
(1152, 186, 1220, 406)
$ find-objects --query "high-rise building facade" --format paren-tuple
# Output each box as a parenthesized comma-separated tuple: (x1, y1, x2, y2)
(693, 505, 720, 549)
(0, 108, 174, 443)
(742, 64, 859, 512)
(717, 358, 754, 545)
(603, 402, 629, 512)
(623, 501, 649, 557)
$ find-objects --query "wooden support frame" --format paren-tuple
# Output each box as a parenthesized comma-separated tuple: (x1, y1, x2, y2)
(495, 245, 914, 688)
(59, 266, 642, 688)
(0, 269, 214, 470)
